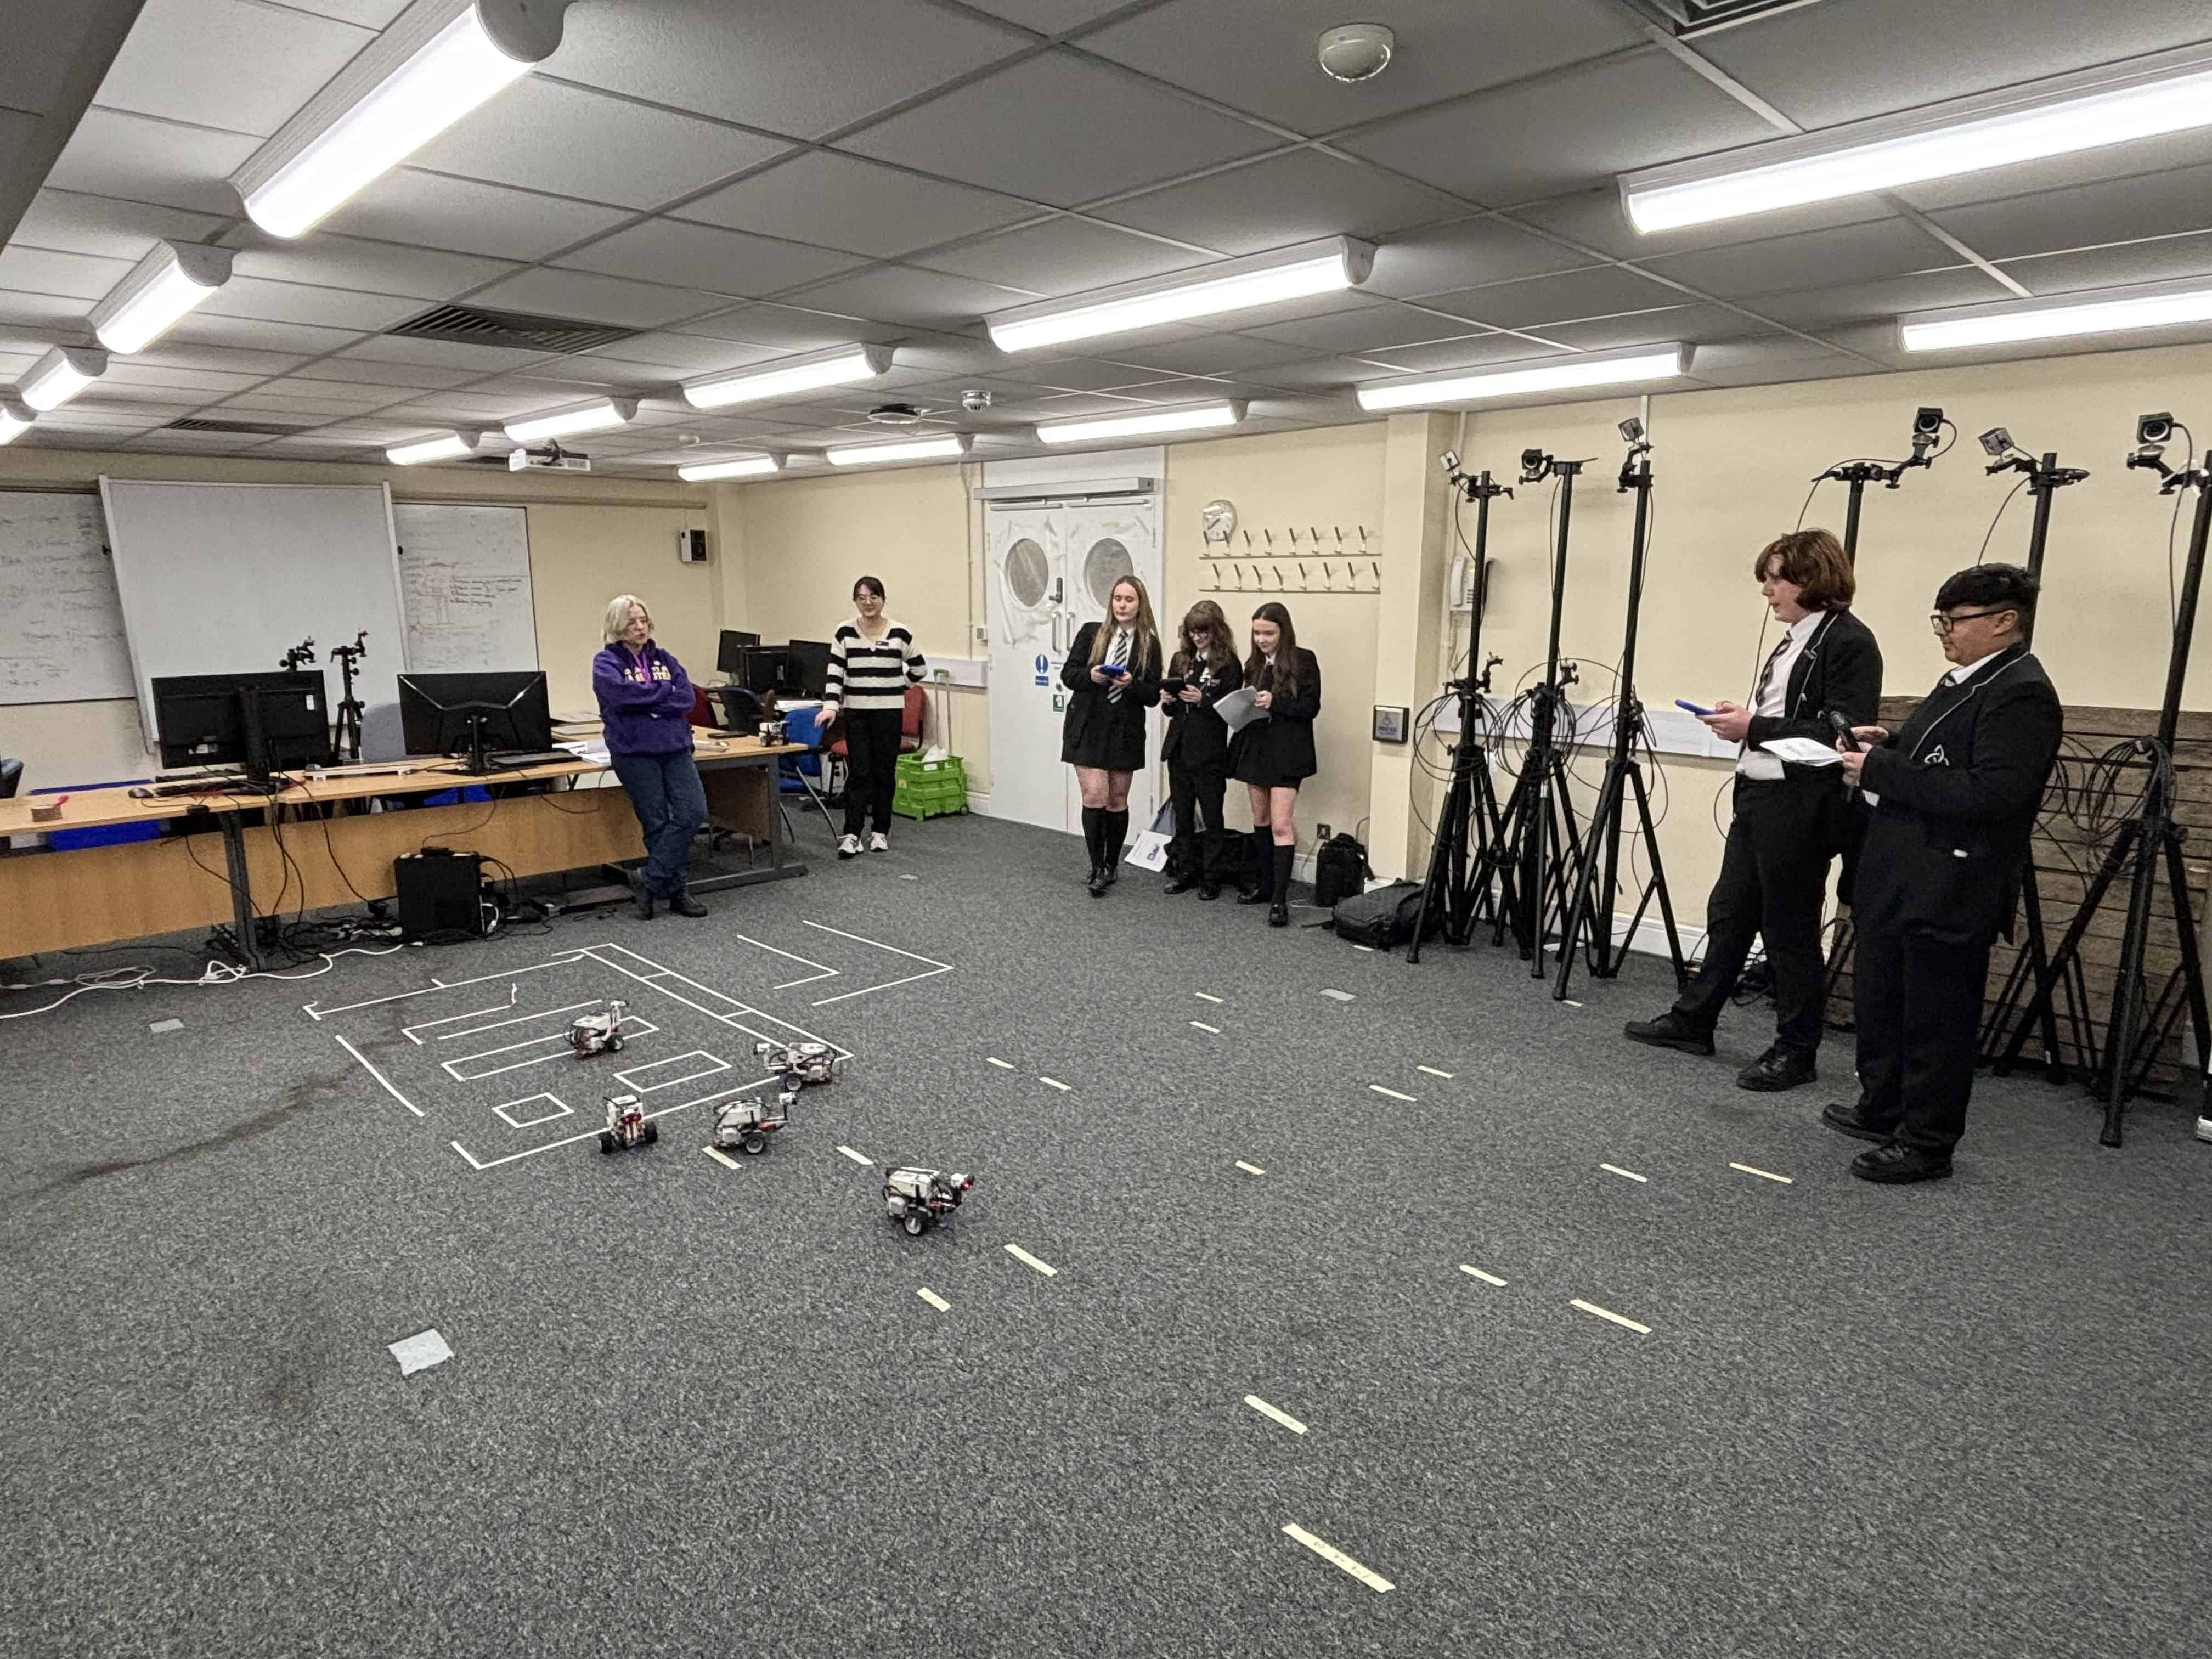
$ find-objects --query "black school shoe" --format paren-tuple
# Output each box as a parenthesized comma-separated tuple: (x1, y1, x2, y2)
(667, 888, 708, 918)
(1736, 1047, 1816, 1092)
(1086, 866, 1109, 898)
(1850, 1142, 1953, 1184)
(1820, 1099, 1895, 1143)
(628, 871, 654, 921)
(1165, 871, 1201, 894)
(1622, 1011, 1714, 1056)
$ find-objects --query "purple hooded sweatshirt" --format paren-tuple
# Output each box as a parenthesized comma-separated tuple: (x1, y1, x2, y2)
(592, 639, 696, 756)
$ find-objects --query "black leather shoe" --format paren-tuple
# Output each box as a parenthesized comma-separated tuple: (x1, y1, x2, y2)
(1268, 899, 1289, 927)
(629, 872, 655, 921)
(1622, 1011, 1714, 1056)
(1165, 872, 1200, 894)
(667, 888, 708, 918)
(1235, 881, 1271, 906)
(1850, 1141, 1953, 1184)
(1197, 882, 1221, 901)
(1820, 1100, 1895, 1143)
(1086, 867, 1109, 897)
(1737, 1047, 1816, 1092)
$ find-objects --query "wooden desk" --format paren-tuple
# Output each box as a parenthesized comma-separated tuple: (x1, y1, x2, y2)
(0, 737, 805, 964)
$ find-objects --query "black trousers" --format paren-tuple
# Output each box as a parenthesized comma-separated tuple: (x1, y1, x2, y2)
(1674, 776, 1833, 1053)
(840, 708, 902, 836)
(1165, 757, 1232, 879)
(1852, 921, 1993, 1155)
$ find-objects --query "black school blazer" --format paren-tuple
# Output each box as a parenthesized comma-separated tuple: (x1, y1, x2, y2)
(1232, 647, 1322, 781)
(1059, 620, 1165, 765)
(1743, 607, 1884, 773)
(1160, 654, 1243, 772)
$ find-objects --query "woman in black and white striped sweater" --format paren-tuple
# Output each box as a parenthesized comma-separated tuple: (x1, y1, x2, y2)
(819, 574, 926, 859)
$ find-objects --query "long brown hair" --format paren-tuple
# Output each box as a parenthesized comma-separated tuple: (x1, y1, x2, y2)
(1172, 599, 1236, 676)
(1245, 601, 1301, 697)
(1086, 574, 1161, 672)
(1753, 529, 1854, 610)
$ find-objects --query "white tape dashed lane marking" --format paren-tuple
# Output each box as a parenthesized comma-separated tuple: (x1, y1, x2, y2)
(1369, 1085, 1415, 1102)
(1458, 1265, 1506, 1287)
(1563, 999, 1583, 1008)
(1244, 1396, 1307, 1434)
(1039, 1076, 1071, 1092)
(1321, 989, 1355, 1002)
(1189, 1020, 1221, 1034)
(1351, 945, 1375, 953)
(1600, 1163, 1648, 1183)
(336, 1035, 424, 1118)
(917, 1288, 950, 1312)
(702, 1146, 741, 1171)
(1281, 1526, 1392, 1594)
(1571, 1299, 1651, 1335)
(837, 1145, 873, 1166)
(1730, 1161, 1793, 1184)
(1005, 1244, 1058, 1277)
(986, 1057, 1015, 1069)
(1417, 1065, 1454, 1079)
(1194, 992, 1224, 1003)
(1235, 1161, 1266, 1176)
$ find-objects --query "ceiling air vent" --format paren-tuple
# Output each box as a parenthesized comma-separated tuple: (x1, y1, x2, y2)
(1619, 0, 1826, 34)
(165, 417, 311, 435)
(386, 303, 640, 354)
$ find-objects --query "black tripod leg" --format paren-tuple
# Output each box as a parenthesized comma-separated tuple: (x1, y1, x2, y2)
(1997, 823, 2135, 1073)
(2017, 868, 2066, 1082)
(1628, 763, 1688, 986)
(1552, 758, 1626, 1000)
(2100, 821, 2165, 1147)
(2162, 824, 2212, 1118)
(1408, 768, 1468, 964)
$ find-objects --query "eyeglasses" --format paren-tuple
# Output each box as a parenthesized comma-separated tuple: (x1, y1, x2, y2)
(1929, 606, 2013, 635)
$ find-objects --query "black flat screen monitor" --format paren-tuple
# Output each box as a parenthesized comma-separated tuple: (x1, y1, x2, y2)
(785, 639, 832, 701)
(397, 671, 553, 769)
(153, 670, 330, 774)
(733, 645, 787, 696)
(717, 629, 761, 673)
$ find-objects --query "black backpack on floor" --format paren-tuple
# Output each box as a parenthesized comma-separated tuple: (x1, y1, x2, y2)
(1329, 880, 1432, 949)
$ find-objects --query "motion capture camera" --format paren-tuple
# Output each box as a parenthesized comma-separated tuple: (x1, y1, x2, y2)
(2138, 411, 2175, 449)
(1438, 450, 1459, 473)
(1618, 417, 1645, 444)
(1913, 406, 1945, 437)
(1519, 447, 1550, 483)
(1978, 427, 2015, 460)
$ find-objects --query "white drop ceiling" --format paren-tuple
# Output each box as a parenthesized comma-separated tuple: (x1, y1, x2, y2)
(2, 0, 2211, 473)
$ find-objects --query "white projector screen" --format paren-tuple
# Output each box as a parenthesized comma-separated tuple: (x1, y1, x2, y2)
(99, 479, 409, 752)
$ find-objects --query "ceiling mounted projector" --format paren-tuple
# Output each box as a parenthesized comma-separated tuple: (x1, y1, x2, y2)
(1318, 23, 1394, 83)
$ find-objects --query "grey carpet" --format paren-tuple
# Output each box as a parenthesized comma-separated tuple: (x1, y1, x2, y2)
(3, 808, 2208, 1658)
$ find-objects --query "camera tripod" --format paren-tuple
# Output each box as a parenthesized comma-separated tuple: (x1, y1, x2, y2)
(1996, 424, 2212, 1144)
(1409, 468, 1512, 960)
(1551, 431, 1686, 999)
(329, 631, 369, 764)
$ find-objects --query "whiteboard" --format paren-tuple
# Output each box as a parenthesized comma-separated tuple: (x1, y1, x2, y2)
(99, 479, 410, 751)
(0, 492, 137, 706)
(394, 503, 540, 673)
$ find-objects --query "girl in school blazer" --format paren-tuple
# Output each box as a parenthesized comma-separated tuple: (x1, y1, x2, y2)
(1230, 601, 1321, 927)
(1159, 599, 1243, 901)
(1059, 573, 1164, 896)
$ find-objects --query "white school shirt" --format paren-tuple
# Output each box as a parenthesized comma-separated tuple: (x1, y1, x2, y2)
(1736, 611, 1822, 781)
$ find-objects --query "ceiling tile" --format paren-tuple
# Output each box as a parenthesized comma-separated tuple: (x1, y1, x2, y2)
(680, 151, 1037, 261)
(1082, 0, 1643, 134)
(1420, 264, 1683, 329)
(566, 333, 793, 374)
(200, 276, 419, 331)
(337, 335, 560, 373)
(1220, 354, 1380, 392)
(1364, 215, 1596, 300)
(8, 189, 227, 261)
(1750, 269, 2014, 330)
(0, 291, 102, 328)
(554, 0, 1030, 138)
(1242, 302, 1495, 355)
(1087, 335, 1314, 376)
(1637, 218, 1949, 300)
(556, 218, 865, 297)
(275, 2, 411, 25)
(669, 302, 910, 351)
(776, 265, 1040, 329)
(320, 172, 630, 262)
(292, 356, 481, 390)
(1525, 303, 1745, 352)
(160, 313, 369, 356)
(223, 233, 520, 300)
(131, 343, 307, 376)
(941, 0, 1130, 30)
(409, 78, 795, 211)
(916, 218, 1208, 294)
(93, 0, 373, 138)
(0, 244, 134, 301)
(43, 109, 262, 216)
(1095, 149, 1464, 259)
(838, 54, 1278, 208)
(1356, 332, 1578, 375)
(0, 3, 119, 115)
(988, 354, 1203, 390)
(1340, 50, 1780, 210)
(1926, 162, 2212, 261)
(1893, 129, 2212, 217)
(466, 268, 726, 329)
(2002, 232, 2212, 296)
(101, 362, 266, 394)
(1684, 335, 1866, 388)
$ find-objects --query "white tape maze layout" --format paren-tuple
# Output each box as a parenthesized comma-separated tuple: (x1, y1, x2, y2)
(311, 926, 951, 1172)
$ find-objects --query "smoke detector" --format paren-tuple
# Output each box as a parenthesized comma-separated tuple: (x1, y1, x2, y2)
(1318, 22, 1394, 82)
(960, 388, 992, 411)
(868, 402, 925, 425)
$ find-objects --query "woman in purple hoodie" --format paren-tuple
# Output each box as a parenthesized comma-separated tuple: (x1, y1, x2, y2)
(594, 594, 708, 919)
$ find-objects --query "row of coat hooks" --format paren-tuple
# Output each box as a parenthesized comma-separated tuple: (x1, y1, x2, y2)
(1201, 523, 1375, 555)
(1200, 558, 1383, 595)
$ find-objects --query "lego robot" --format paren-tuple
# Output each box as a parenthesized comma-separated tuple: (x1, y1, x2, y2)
(710, 1087, 795, 1156)
(883, 1166, 973, 1236)
(755, 1039, 842, 1091)
(599, 1091, 657, 1154)
(570, 1000, 628, 1057)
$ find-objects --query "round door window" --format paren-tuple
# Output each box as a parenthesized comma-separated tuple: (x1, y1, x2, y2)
(1003, 537, 1048, 608)
(1084, 537, 1133, 608)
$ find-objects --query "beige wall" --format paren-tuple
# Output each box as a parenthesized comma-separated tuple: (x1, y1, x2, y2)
(0, 444, 708, 786)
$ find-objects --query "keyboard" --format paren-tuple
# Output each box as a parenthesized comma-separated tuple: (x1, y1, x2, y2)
(483, 749, 584, 770)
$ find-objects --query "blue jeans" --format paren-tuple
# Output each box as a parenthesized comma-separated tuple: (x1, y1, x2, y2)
(609, 749, 707, 896)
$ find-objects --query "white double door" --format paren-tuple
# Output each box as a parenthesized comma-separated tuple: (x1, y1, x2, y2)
(985, 496, 1163, 837)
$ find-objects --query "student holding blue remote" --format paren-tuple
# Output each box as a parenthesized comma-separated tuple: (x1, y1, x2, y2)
(1625, 529, 1883, 1091)
(1061, 574, 1164, 896)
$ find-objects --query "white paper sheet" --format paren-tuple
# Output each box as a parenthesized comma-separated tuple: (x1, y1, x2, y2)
(1759, 737, 1845, 767)
(1213, 686, 1267, 734)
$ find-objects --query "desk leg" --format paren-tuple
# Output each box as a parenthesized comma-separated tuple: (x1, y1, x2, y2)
(222, 813, 264, 969)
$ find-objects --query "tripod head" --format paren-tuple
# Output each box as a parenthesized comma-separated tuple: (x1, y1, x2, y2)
(329, 629, 368, 665)
(1519, 448, 1589, 486)
(1439, 451, 1513, 504)
(1811, 406, 1951, 493)
(1616, 417, 1652, 492)
(1981, 427, 2089, 492)
(2126, 411, 2204, 495)
(279, 637, 315, 671)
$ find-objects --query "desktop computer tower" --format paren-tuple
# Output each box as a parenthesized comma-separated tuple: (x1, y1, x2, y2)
(395, 848, 486, 940)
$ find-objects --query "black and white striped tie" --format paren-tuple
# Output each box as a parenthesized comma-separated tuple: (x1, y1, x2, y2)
(1751, 634, 1790, 706)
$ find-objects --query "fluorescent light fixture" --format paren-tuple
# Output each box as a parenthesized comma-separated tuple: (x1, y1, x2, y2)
(1900, 278, 2212, 353)
(89, 242, 235, 354)
(678, 453, 783, 482)
(386, 428, 482, 465)
(0, 394, 33, 447)
(232, 0, 569, 238)
(682, 345, 894, 410)
(502, 397, 636, 443)
(825, 435, 972, 467)
(988, 238, 1374, 353)
(1621, 43, 2212, 233)
(20, 346, 110, 412)
(1036, 401, 1245, 445)
(1356, 346, 1687, 411)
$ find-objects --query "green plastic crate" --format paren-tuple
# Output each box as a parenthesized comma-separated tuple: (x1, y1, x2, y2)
(893, 753, 968, 820)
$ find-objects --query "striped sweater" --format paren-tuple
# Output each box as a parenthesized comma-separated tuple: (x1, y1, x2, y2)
(825, 618, 925, 712)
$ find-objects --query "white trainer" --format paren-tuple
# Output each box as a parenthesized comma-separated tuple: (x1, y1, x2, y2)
(837, 833, 862, 859)
(867, 832, 890, 854)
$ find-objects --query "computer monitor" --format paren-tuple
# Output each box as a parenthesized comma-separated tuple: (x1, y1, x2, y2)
(785, 639, 832, 701)
(397, 671, 553, 772)
(153, 671, 331, 775)
(733, 645, 787, 696)
(717, 629, 761, 673)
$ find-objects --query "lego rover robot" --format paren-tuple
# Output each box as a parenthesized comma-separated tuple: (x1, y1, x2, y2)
(883, 1167, 973, 1235)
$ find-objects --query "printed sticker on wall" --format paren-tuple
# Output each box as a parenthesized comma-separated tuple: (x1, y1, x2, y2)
(1034, 652, 1049, 686)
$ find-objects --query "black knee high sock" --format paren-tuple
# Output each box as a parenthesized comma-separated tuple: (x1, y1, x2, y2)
(1247, 830, 1273, 898)
(1080, 806, 1102, 869)
(1104, 809, 1128, 864)
(1271, 842, 1295, 902)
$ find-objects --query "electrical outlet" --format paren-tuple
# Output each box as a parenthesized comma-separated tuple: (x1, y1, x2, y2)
(1317, 822, 1332, 841)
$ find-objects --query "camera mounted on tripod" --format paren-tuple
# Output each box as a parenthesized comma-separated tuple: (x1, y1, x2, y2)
(2125, 411, 2201, 493)
(1518, 447, 1588, 486)
(329, 629, 368, 666)
(278, 637, 315, 671)
(1439, 450, 1512, 503)
(1617, 417, 1652, 493)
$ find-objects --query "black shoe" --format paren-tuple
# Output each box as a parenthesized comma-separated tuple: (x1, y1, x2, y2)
(1235, 884, 1269, 906)
(1087, 867, 1109, 898)
(1850, 1141, 1953, 1184)
(1622, 1011, 1714, 1056)
(667, 888, 708, 918)
(1820, 1099, 1895, 1143)
(1737, 1047, 1816, 1092)
(1165, 872, 1200, 894)
(629, 872, 655, 921)
(1268, 900, 1289, 927)
(1103, 861, 1120, 887)
(1197, 882, 1221, 901)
